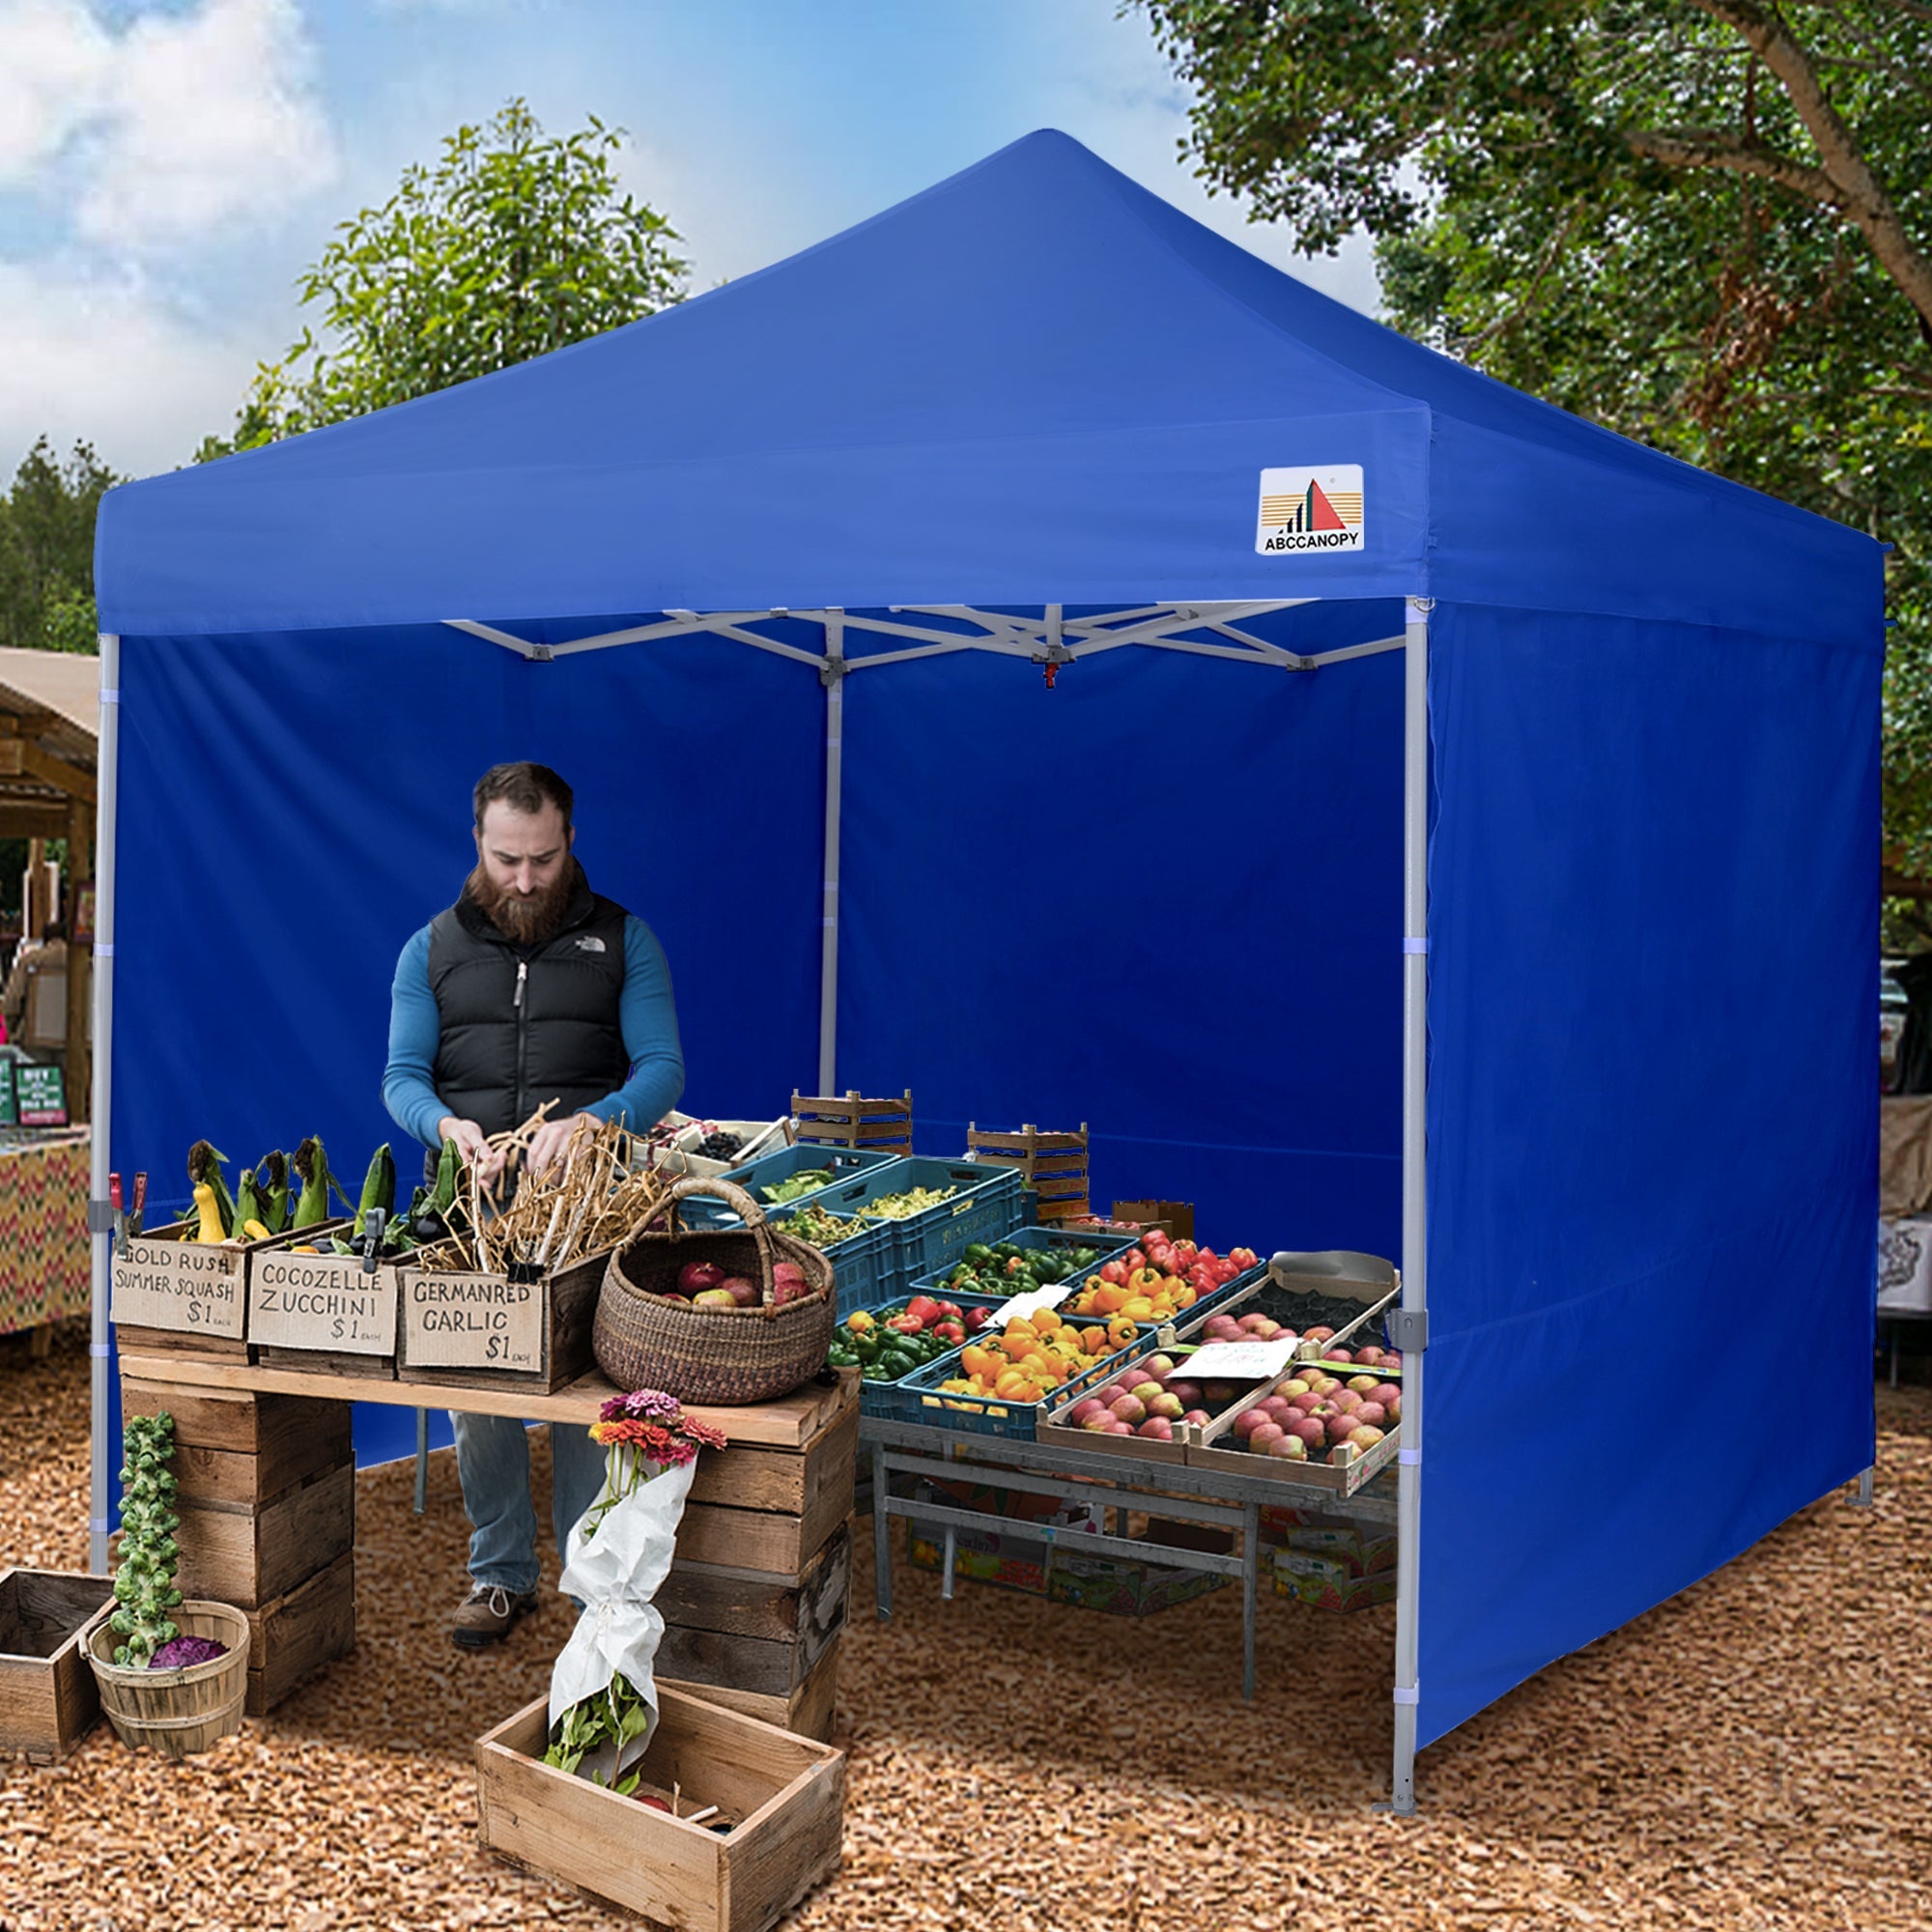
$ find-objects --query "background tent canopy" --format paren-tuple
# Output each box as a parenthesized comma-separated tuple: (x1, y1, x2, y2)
(92, 128, 1883, 1787)
(98, 130, 1869, 646)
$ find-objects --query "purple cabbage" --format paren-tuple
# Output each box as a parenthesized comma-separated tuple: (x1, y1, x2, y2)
(148, 1634, 228, 1670)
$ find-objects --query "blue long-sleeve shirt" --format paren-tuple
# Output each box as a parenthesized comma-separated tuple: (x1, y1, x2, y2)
(383, 915, 686, 1151)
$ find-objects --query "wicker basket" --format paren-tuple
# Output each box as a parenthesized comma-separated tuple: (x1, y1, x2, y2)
(593, 1177, 835, 1406)
(86, 1601, 250, 1758)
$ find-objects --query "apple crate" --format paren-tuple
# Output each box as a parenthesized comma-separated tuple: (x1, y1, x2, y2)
(475, 1687, 844, 1932)
(0, 1569, 111, 1762)
(1035, 1353, 1192, 1466)
(1187, 1357, 1404, 1497)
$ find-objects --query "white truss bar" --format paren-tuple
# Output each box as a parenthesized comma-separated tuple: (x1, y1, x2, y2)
(1311, 634, 1406, 667)
(447, 618, 548, 657)
(544, 617, 701, 656)
(1139, 637, 1311, 667)
(682, 620, 828, 668)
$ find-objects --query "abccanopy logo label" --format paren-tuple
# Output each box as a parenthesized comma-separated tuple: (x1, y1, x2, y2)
(1256, 466, 1365, 554)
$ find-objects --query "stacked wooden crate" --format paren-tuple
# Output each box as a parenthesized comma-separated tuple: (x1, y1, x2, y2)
(654, 1378, 858, 1742)
(965, 1122, 1091, 1222)
(121, 1378, 356, 1718)
(790, 1090, 914, 1156)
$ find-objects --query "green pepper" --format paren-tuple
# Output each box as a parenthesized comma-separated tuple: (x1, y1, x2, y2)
(962, 1244, 994, 1265)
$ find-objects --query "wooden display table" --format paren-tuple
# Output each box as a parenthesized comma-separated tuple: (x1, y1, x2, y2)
(117, 1353, 857, 1735)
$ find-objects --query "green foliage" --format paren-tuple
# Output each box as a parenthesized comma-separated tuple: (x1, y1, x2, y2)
(543, 1669, 654, 1786)
(0, 438, 118, 653)
(110, 1411, 185, 1666)
(1138, 0, 1932, 861)
(206, 99, 689, 455)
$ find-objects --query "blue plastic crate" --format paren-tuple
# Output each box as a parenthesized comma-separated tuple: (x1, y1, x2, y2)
(876, 1320, 1163, 1439)
(860, 1158, 1027, 1292)
(905, 1225, 1138, 1302)
(840, 1288, 1009, 1417)
(715, 1144, 902, 1219)
(758, 1202, 893, 1320)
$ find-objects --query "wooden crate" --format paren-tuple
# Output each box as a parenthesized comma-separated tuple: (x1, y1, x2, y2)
(123, 1380, 354, 1510)
(965, 1121, 1091, 1222)
(655, 1526, 849, 1699)
(249, 1231, 401, 1378)
(791, 1089, 913, 1154)
(660, 1643, 838, 1745)
(174, 1460, 355, 1609)
(395, 1247, 607, 1393)
(475, 1687, 845, 1932)
(676, 1409, 858, 1577)
(244, 1551, 355, 1716)
(0, 1569, 109, 1761)
(111, 1217, 354, 1360)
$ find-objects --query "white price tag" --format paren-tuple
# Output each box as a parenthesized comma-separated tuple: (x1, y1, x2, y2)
(988, 1283, 1074, 1326)
(1181, 1338, 1298, 1381)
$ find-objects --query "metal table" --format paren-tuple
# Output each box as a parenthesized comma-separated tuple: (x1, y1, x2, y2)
(863, 1414, 1397, 1701)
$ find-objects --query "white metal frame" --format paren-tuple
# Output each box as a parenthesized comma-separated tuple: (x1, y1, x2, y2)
(85, 596, 1424, 1795)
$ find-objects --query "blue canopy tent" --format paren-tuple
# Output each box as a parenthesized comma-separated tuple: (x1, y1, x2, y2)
(91, 129, 1883, 1806)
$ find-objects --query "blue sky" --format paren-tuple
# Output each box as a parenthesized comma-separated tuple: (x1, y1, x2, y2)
(0, 0, 1378, 477)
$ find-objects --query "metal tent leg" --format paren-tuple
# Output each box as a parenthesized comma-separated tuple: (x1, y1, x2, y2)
(1384, 594, 1431, 1818)
(87, 634, 122, 1577)
(1857, 1466, 1875, 1508)
(872, 1443, 893, 1620)
(413, 1408, 430, 1514)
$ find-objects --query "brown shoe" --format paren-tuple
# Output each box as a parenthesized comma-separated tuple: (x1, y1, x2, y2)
(450, 1583, 539, 1649)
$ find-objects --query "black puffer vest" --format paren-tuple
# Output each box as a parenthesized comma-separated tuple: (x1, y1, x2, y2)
(427, 867, 629, 1138)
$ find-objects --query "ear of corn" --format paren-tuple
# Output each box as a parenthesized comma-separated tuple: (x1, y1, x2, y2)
(233, 1167, 264, 1235)
(185, 1143, 236, 1239)
(291, 1137, 339, 1230)
(256, 1151, 289, 1234)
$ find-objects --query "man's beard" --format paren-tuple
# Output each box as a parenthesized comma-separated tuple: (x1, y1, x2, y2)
(467, 860, 578, 946)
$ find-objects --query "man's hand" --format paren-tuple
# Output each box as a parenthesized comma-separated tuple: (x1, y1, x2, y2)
(526, 1112, 601, 1179)
(437, 1116, 507, 1188)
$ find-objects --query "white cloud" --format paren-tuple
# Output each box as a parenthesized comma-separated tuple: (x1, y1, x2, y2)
(0, 259, 267, 475)
(0, 0, 337, 248)
(0, 0, 112, 179)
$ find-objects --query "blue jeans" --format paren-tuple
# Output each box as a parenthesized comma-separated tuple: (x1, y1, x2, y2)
(450, 1412, 611, 1597)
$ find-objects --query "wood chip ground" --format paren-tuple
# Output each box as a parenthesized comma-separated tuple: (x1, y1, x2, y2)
(3, 1319, 1926, 1931)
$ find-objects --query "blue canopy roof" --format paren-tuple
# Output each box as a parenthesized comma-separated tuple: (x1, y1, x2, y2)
(99, 128, 1870, 647)
(94, 129, 1883, 1777)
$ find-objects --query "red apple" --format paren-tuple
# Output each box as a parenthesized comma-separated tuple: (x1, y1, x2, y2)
(677, 1261, 727, 1295)
(693, 1288, 739, 1309)
(719, 1275, 760, 1308)
(1265, 1433, 1307, 1460)
(1137, 1418, 1175, 1441)
(1354, 1402, 1387, 1430)
(1110, 1395, 1147, 1426)
(1248, 1422, 1287, 1454)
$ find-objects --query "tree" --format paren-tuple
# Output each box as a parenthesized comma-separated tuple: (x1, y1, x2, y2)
(0, 438, 118, 653)
(203, 99, 689, 456)
(1138, 1, 1932, 867)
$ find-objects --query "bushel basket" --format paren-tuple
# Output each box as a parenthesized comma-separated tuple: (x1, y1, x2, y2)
(593, 1177, 835, 1405)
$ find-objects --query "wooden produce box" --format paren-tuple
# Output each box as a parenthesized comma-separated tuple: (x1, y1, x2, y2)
(476, 1687, 845, 1932)
(660, 1645, 838, 1747)
(652, 1378, 856, 1746)
(965, 1121, 1090, 1222)
(791, 1087, 913, 1154)
(396, 1246, 609, 1393)
(0, 1568, 110, 1762)
(248, 1227, 401, 1378)
(122, 1376, 357, 1705)
(655, 1527, 850, 1706)
(1186, 1360, 1404, 1497)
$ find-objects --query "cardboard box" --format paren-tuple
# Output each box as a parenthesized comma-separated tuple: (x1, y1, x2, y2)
(1111, 1200, 1195, 1240)
(1267, 1523, 1398, 1579)
(1273, 1565, 1397, 1613)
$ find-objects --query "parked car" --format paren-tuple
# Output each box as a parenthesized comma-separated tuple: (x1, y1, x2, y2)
(1883, 963, 1909, 1082)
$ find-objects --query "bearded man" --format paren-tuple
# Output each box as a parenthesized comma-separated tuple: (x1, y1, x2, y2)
(383, 760, 684, 1648)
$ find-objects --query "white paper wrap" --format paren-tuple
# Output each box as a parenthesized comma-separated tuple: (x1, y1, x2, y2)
(547, 1451, 696, 1780)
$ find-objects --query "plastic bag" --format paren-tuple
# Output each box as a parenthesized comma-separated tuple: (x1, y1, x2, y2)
(547, 1452, 696, 1784)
